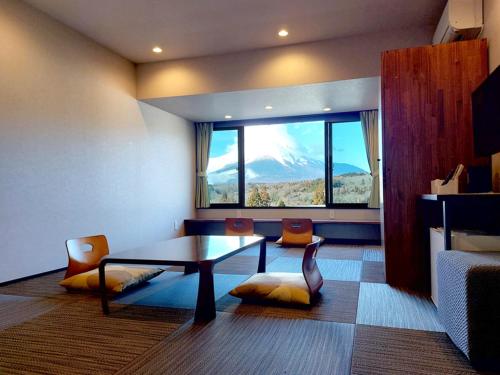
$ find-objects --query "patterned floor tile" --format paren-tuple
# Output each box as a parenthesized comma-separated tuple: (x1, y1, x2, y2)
(356, 282, 444, 332)
(352, 324, 480, 375)
(115, 273, 248, 309)
(216, 279, 359, 324)
(361, 261, 386, 283)
(117, 312, 355, 375)
(363, 249, 385, 262)
(283, 246, 364, 260)
(266, 257, 362, 282)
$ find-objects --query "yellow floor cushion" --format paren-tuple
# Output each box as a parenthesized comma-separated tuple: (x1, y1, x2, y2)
(229, 272, 311, 305)
(59, 265, 164, 293)
(275, 235, 323, 247)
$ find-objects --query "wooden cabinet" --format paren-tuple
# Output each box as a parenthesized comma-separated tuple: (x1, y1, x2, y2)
(381, 39, 488, 291)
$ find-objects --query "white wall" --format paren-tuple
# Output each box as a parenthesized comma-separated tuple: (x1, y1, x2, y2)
(137, 27, 434, 99)
(0, 0, 195, 283)
(482, 0, 500, 72)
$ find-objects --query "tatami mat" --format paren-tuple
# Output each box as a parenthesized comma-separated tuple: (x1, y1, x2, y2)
(361, 261, 386, 283)
(266, 257, 363, 281)
(1, 243, 483, 374)
(0, 299, 184, 375)
(362, 249, 385, 262)
(116, 313, 355, 375)
(216, 280, 359, 324)
(115, 273, 248, 309)
(351, 325, 481, 375)
(0, 294, 60, 331)
(356, 282, 444, 332)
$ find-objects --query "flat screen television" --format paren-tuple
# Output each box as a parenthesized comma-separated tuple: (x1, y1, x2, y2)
(472, 65, 500, 157)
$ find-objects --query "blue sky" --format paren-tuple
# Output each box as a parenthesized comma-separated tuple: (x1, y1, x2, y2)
(210, 121, 369, 171)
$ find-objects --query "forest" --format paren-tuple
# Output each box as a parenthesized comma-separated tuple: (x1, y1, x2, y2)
(208, 173, 372, 206)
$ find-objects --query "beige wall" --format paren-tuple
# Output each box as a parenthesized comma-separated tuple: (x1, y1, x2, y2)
(483, 0, 500, 72)
(137, 27, 433, 100)
(0, 0, 195, 282)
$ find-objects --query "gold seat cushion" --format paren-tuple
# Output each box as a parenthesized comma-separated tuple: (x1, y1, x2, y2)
(275, 234, 323, 247)
(229, 272, 311, 305)
(59, 265, 163, 293)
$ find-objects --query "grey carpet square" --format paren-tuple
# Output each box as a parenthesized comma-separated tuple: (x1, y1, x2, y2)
(117, 313, 355, 375)
(282, 246, 364, 260)
(214, 255, 278, 275)
(216, 280, 359, 324)
(0, 271, 84, 301)
(0, 294, 60, 331)
(238, 243, 286, 257)
(351, 325, 481, 375)
(115, 272, 248, 309)
(356, 282, 444, 332)
(266, 257, 362, 281)
(361, 261, 386, 283)
(363, 249, 385, 262)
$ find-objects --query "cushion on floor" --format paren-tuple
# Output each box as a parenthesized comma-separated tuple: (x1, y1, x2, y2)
(229, 272, 311, 305)
(275, 235, 323, 247)
(59, 265, 164, 293)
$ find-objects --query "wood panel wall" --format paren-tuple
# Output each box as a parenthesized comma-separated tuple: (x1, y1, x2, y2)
(381, 39, 488, 291)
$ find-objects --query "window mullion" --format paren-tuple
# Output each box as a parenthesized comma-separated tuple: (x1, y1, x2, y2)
(238, 127, 245, 207)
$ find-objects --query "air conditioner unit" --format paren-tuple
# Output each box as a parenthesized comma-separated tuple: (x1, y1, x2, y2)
(432, 0, 483, 45)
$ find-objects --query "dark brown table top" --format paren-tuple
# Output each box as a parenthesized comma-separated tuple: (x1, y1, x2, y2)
(102, 235, 264, 265)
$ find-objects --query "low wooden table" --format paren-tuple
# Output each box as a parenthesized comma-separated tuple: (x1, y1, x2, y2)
(99, 235, 266, 322)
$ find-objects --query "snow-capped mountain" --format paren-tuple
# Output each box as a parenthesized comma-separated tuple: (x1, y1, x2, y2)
(208, 156, 368, 184)
(207, 124, 368, 184)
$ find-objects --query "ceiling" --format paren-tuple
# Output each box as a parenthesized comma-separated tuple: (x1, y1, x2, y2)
(144, 77, 379, 122)
(25, 0, 446, 63)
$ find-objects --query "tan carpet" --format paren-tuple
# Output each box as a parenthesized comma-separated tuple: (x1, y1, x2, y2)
(351, 325, 486, 375)
(117, 312, 355, 375)
(0, 299, 188, 375)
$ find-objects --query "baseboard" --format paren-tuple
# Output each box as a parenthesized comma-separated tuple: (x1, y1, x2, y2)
(0, 267, 67, 287)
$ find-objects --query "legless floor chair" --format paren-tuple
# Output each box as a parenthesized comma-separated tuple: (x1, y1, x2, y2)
(276, 218, 324, 247)
(224, 218, 255, 236)
(59, 234, 163, 293)
(230, 239, 323, 305)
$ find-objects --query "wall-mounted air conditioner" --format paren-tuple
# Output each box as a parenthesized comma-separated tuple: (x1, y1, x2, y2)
(432, 0, 483, 45)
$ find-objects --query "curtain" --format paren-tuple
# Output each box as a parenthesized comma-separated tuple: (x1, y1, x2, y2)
(195, 122, 213, 208)
(360, 110, 380, 208)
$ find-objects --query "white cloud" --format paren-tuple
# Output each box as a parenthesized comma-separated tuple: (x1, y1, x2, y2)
(207, 124, 303, 173)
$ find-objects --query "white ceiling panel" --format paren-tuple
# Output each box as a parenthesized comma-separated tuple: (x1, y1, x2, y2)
(24, 0, 446, 62)
(144, 77, 379, 122)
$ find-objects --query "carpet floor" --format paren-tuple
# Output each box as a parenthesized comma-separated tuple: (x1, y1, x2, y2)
(0, 243, 488, 374)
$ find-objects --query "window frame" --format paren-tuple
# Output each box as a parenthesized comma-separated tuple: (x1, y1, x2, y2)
(207, 126, 244, 208)
(205, 111, 374, 209)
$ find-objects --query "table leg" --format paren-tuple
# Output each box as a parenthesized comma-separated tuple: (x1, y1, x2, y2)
(184, 264, 199, 274)
(194, 262, 216, 322)
(258, 240, 266, 273)
(99, 262, 109, 315)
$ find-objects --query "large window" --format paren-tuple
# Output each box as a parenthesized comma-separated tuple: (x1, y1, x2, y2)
(330, 122, 372, 204)
(207, 129, 239, 204)
(245, 121, 325, 207)
(206, 113, 374, 208)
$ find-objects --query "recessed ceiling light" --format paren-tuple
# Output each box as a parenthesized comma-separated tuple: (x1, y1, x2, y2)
(152, 46, 163, 53)
(278, 29, 289, 37)
(323, 107, 332, 112)
(224, 115, 232, 119)
(265, 105, 273, 110)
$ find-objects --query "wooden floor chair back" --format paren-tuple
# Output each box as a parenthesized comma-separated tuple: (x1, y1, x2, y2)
(281, 218, 313, 245)
(302, 240, 323, 295)
(64, 235, 109, 279)
(225, 218, 255, 236)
